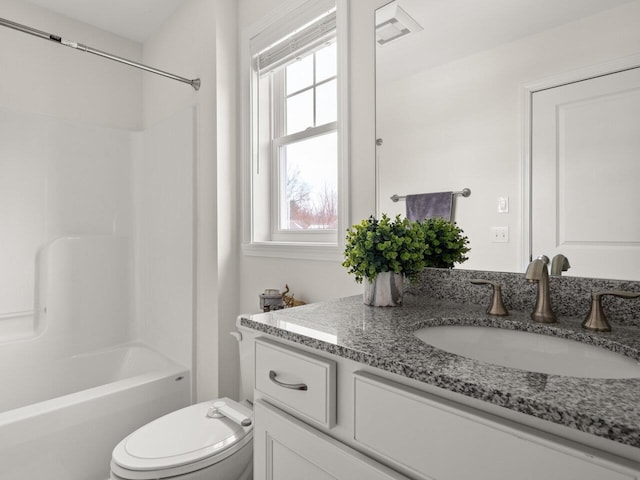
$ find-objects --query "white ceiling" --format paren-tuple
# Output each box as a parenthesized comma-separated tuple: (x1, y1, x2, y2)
(20, 0, 184, 42)
(15, 0, 635, 61)
(377, 0, 636, 84)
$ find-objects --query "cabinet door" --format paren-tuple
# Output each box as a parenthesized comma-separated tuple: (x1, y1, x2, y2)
(353, 372, 638, 480)
(254, 399, 408, 480)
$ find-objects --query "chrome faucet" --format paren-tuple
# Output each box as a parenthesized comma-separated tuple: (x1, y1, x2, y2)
(550, 254, 570, 276)
(525, 255, 557, 323)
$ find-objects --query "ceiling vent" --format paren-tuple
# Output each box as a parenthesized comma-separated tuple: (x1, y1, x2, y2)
(375, 2, 423, 46)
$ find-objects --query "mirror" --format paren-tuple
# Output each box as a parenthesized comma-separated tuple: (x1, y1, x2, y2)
(375, 0, 640, 280)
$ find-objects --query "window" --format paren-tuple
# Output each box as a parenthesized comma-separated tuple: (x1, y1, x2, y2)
(275, 42, 337, 235)
(243, 0, 347, 259)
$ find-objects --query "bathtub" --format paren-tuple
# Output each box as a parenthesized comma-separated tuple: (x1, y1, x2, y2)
(0, 343, 190, 480)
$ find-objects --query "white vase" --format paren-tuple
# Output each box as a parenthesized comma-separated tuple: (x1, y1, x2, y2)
(363, 272, 404, 307)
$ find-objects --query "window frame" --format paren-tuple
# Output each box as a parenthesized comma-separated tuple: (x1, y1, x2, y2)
(241, 0, 349, 260)
(271, 45, 338, 242)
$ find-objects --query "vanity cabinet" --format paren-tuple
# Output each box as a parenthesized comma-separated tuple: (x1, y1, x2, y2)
(253, 338, 407, 480)
(254, 400, 407, 480)
(353, 372, 637, 480)
(250, 334, 640, 480)
(254, 337, 336, 429)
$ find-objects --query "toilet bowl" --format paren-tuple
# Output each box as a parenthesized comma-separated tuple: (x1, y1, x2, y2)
(111, 323, 256, 480)
(110, 398, 253, 480)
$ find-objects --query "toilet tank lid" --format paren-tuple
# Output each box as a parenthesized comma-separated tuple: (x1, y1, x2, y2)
(112, 398, 253, 472)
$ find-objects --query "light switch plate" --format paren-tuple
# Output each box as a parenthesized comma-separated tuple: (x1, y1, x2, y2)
(498, 196, 509, 213)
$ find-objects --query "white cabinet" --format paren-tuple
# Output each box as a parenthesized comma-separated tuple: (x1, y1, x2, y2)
(253, 399, 408, 480)
(254, 338, 336, 428)
(353, 372, 638, 480)
(249, 333, 640, 480)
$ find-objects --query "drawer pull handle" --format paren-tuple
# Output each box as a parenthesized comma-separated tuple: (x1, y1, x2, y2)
(269, 370, 308, 391)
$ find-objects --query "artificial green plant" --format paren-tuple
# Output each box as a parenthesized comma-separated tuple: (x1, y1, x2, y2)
(342, 214, 470, 283)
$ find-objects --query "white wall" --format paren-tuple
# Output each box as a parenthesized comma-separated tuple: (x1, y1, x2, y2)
(134, 108, 195, 370)
(236, 0, 386, 316)
(143, 0, 239, 401)
(0, 0, 142, 129)
(377, 1, 640, 273)
(213, 0, 241, 399)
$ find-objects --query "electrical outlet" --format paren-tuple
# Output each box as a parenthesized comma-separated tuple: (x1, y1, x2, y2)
(491, 226, 509, 243)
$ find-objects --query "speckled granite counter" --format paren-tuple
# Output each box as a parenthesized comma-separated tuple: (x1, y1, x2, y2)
(240, 293, 640, 450)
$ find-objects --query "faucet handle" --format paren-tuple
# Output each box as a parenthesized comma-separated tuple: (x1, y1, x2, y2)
(582, 290, 640, 332)
(470, 279, 509, 316)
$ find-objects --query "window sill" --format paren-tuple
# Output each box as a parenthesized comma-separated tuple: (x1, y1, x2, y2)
(242, 241, 343, 261)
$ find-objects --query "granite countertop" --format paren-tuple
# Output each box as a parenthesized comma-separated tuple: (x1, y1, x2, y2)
(240, 294, 640, 449)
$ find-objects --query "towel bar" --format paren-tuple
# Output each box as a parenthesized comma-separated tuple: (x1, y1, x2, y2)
(390, 188, 471, 203)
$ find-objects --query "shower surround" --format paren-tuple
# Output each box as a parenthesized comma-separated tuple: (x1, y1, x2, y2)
(0, 106, 195, 479)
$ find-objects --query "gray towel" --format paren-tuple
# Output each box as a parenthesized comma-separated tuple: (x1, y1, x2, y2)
(406, 192, 453, 222)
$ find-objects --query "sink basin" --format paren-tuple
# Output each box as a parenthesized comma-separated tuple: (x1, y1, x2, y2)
(414, 326, 640, 378)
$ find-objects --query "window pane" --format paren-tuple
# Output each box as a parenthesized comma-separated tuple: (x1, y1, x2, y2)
(286, 90, 314, 134)
(280, 132, 338, 230)
(286, 54, 313, 95)
(316, 42, 337, 82)
(316, 79, 337, 126)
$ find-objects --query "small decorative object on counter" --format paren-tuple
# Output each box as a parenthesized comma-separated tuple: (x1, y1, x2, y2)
(343, 214, 470, 307)
(282, 284, 306, 308)
(259, 289, 285, 312)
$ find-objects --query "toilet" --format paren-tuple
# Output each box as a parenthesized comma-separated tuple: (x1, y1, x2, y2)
(110, 325, 255, 480)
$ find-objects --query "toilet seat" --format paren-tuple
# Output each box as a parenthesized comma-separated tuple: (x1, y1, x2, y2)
(111, 398, 253, 480)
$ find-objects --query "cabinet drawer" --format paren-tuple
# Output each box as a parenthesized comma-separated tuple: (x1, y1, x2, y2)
(255, 338, 336, 428)
(353, 372, 637, 480)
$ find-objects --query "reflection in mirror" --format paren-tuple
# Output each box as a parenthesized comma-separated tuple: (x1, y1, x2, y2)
(375, 0, 640, 280)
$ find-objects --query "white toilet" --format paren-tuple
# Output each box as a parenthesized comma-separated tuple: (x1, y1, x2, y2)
(110, 326, 255, 480)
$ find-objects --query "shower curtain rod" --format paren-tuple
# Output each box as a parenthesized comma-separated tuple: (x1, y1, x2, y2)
(0, 17, 201, 91)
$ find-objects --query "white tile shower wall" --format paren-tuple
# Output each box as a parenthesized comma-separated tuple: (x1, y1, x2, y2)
(0, 0, 194, 389)
(43, 236, 134, 354)
(134, 107, 195, 371)
(0, 105, 195, 368)
(0, 0, 141, 338)
(44, 119, 134, 239)
(0, 109, 47, 316)
(0, 108, 134, 332)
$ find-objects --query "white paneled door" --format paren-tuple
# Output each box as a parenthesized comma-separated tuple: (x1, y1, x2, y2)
(531, 66, 640, 280)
